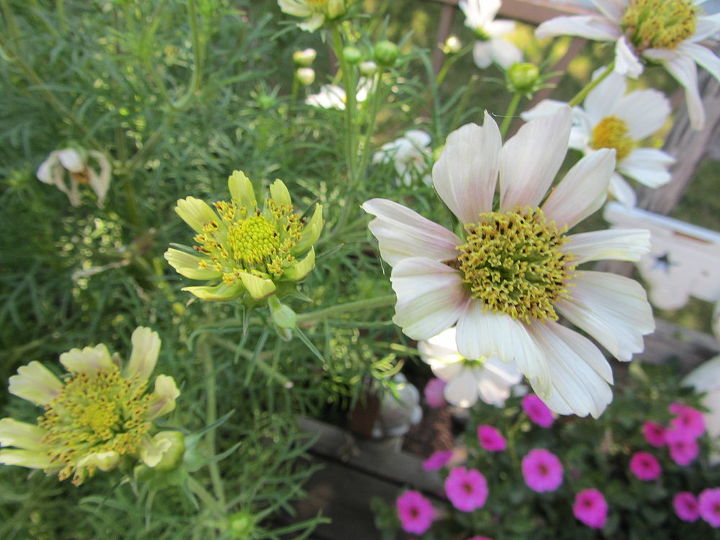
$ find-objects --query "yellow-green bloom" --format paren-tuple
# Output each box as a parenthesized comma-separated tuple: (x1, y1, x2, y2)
(278, 0, 347, 32)
(0, 328, 179, 486)
(165, 170, 323, 302)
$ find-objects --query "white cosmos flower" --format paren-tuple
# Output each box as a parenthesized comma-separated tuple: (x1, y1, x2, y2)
(536, 0, 720, 130)
(460, 0, 522, 69)
(522, 70, 675, 207)
(37, 148, 112, 207)
(372, 130, 432, 186)
(419, 327, 522, 408)
(362, 107, 655, 418)
(278, 0, 346, 32)
(306, 81, 370, 110)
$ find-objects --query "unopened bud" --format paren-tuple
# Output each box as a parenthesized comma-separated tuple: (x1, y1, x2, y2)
(327, 0, 346, 19)
(443, 35, 462, 54)
(374, 40, 399, 67)
(296, 67, 315, 86)
(292, 48, 317, 67)
(151, 431, 185, 472)
(269, 296, 297, 330)
(359, 60, 378, 76)
(507, 62, 540, 93)
(343, 46, 363, 65)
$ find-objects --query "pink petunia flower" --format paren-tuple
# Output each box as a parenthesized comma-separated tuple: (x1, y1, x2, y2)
(423, 450, 454, 471)
(673, 492, 700, 522)
(522, 449, 564, 492)
(669, 403, 706, 439)
(629, 452, 661, 481)
(522, 394, 555, 428)
(424, 378, 447, 408)
(573, 489, 608, 529)
(445, 467, 489, 512)
(642, 421, 666, 447)
(477, 425, 507, 451)
(396, 490, 435, 534)
(665, 428, 700, 466)
(699, 488, 720, 528)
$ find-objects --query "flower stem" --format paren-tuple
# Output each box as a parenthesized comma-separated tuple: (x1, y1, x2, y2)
(198, 338, 226, 507)
(331, 24, 357, 185)
(296, 294, 396, 325)
(568, 60, 615, 107)
(500, 92, 522, 137)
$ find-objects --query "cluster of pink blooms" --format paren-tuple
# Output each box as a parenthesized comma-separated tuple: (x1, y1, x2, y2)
(672, 489, 720, 528)
(642, 402, 705, 466)
(423, 378, 447, 408)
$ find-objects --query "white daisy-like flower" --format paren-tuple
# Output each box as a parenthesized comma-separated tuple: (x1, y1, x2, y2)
(278, 0, 346, 32)
(37, 148, 112, 207)
(372, 130, 432, 186)
(460, 0, 522, 69)
(522, 70, 675, 207)
(418, 327, 522, 408)
(362, 107, 655, 418)
(305, 81, 370, 110)
(536, 0, 720, 130)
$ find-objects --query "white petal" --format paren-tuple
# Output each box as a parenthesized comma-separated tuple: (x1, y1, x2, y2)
(618, 148, 675, 187)
(418, 326, 461, 361)
(499, 107, 572, 210)
(444, 370, 479, 407)
(476, 357, 523, 406)
(542, 149, 615, 229)
(472, 41, 493, 69)
(8, 362, 63, 406)
(428, 358, 464, 381)
(0, 419, 47, 451)
(536, 15, 620, 40)
(519, 99, 567, 122)
(432, 112, 501, 223)
(278, 0, 312, 17)
(87, 150, 112, 204)
(147, 375, 180, 419)
(489, 38, 522, 68)
(125, 327, 161, 383)
(612, 89, 671, 139)
(679, 42, 720, 82)
(615, 36, 644, 78)
(362, 198, 461, 266)
(57, 148, 85, 173)
(609, 173, 637, 206)
(591, 0, 625, 21)
(691, 14, 720, 42)
(298, 12, 325, 32)
(405, 130, 432, 148)
(584, 69, 626, 124)
(60, 344, 114, 374)
(564, 228, 650, 263)
(391, 258, 469, 340)
(36, 152, 60, 184)
(557, 271, 654, 361)
(487, 19, 515, 37)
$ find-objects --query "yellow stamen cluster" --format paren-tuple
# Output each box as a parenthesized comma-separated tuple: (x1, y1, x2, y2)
(589, 116, 634, 161)
(38, 365, 152, 485)
(622, 0, 696, 51)
(457, 208, 575, 323)
(193, 199, 303, 284)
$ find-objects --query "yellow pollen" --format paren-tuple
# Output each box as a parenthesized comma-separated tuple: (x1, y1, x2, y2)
(228, 215, 279, 266)
(622, 0, 696, 51)
(457, 207, 575, 323)
(589, 116, 634, 161)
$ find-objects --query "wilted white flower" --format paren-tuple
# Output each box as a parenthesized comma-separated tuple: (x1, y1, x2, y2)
(460, 0, 522, 69)
(373, 130, 432, 186)
(372, 374, 422, 438)
(37, 148, 111, 207)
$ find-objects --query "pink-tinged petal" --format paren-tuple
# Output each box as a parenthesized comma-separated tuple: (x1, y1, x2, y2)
(536, 15, 620, 40)
(8, 362, 63, 406)
(489, 38, 522, 68)
(615, 36, 643, 78)
(362, 198, 460, 266)
(391, 258, 469, 340)
(557, 271, 654, 361)
(564, 228, 650, 264)
(432, 112, 501, 223)
(542, 149, 615, 229)
(609, 173, 637, 207)
(584, 70, 627, 124)
(619, 148, 675, 188)
(591, 0, 625, 21)
(456, 302, 549, 392)
(679, 42, 720, 81)
(613, 89, 671, 139)
(472, 41, 493, 69)
(528, 321, 613, 418)
(499, 107, 572, 210)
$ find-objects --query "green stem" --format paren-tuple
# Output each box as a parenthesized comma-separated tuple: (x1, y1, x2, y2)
(198, 338, 226, 507)
(186, 476, 223, 516)
(356, 70, 383, 184)
(500, 92, 522, 137)
(171, 0, 204, 111)
(568, 60, 615, 107)
(331, 24, 357, 184)
(296, 294, 396, 325)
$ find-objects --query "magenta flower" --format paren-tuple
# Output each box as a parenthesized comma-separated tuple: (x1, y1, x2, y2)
(477, 425, 507, 452)
(422, 450, 454, 471)
(673, 492, 700, 522)
(699, 488, 720, 528)
(629, 452, 661, 481)
(642, 421, 666, 447)
(522, 394, 555, 428)
(669, 403, 706, 438)
(445, 467, 489, 512)
(521, 449, 564, 492)
(573, 489, 608, 529)
(424, 378, 447, 408)
(396, 490, 434, 534)
(665, 428, 700, 466)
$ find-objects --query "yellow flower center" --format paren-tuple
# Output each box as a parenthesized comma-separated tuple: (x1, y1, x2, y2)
(622, 0, 696, 51)
(457, 208, 575, 323)
(193, 199, 303, 283)
(589, 116, 634, 161)
(38, 365, 152, 484)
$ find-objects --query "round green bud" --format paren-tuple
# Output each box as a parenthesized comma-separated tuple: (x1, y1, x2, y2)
(359, 60, 378, 76)
(227, 511, 256, 539)
(292, 48, 317, 67)
(342, 46, 363, 65)
(373, 40, 399, 67)
(507, 63, 540, 93)
(296, 67, 315, 86)
(151, 431, 186, 472)
(268, 296, 297, 330)
(443, 35, 462, 54)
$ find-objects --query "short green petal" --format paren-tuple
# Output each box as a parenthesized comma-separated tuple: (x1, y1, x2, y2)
(228, 170, 257, 209)
(182, 282, 244, 301)
(269, 179, 292, 207)
(0, 418, 47, 451)
(283, 247, 315, 281)
(0, 449, 53, 469)
(9, 362, 63, 406)
(147, 375, 180, 419)
(238, 272, 277, 300)
(139, 434, 169, 468)
(164, 249, 222, 280)
(60, 344, 114, 374)
(175, 197, 219, 233)
(125, 327, 161, 383)
(76, 451, 119, 472)
(293, 204, 323, 255)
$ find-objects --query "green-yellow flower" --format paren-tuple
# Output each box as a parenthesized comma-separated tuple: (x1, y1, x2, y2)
(0, 328, 180, 486)
(278, 0, 347, 32)
(165, 170, 323, 302)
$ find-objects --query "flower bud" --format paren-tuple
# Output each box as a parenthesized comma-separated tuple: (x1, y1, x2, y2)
(292, 48, 317, 67)
(507, 62, 540, 94)
(374, 40, 399, 67)
(151, 431, 186, 472)
(359, 60, 378, 76)
(327, 0, 346, 19)
(227, 511, 256, 538)
(443, 35, 462, 54)
(342, 46, 363, 65)
(269, 296, 297, 330)
(296, 67, 315, 86)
